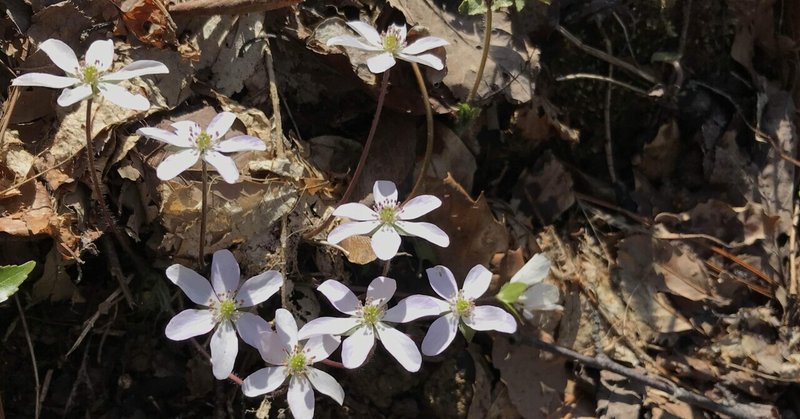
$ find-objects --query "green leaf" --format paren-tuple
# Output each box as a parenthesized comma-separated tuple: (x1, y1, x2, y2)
(458, 0, 487, 15)
(651, 51, 681, 63)
(514, 0, 526, 10)
(496, 281, 528, 304)
(0, 261, 36, 303)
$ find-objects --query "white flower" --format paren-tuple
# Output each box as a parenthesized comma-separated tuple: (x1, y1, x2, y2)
(297, 277, 423, 372)
(136, 112, 267, 183)
(509, 253, 562, 319)
(327, 180, 449, 260)
(390, 265, 517, 356)
(242, 309, 344, 419)
(12, 38, 168, 110)
(164, 249, 283, 379)
(327, 21, 449, 73)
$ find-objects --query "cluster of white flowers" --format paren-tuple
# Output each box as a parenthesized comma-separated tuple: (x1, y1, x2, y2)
(14, 23, 560, 419)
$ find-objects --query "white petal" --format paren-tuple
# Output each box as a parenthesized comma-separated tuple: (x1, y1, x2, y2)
(462, 264, 492, 300)
(367, 276, 396, 307)
(345, 21, 383, 47)
(288, 376, 315, 419)
(298, 317, 360, 340)
(210, 249, 240, 297)
(375, 323, 421, 372)
(421, 313, 458, 356)
(327, 35, 382, 51)
(397, 195, 441, 220)
(425, 265, 458, 301)
(373, 180, 398, 203)
(165, 309, 216, 340)
(242, 366, 288, 397)
(12, 73, 79, 88)
(397, 52, 444, 70)
(136, 127, 193, 148)
(100, 60, 168, 81)
(258, 331, 287, 366)
(84, 39, 114, 71)
(366, 52, 396, 74)
(327, 221, 380, 244)
(206, 111, 237, 141)
(395, 221, 449, 247)
(234, 312, 270, 349)
(165, 264, 215, 305)
(215, 135, 266, 153)
(236, 270, 283, 307)
(156, 148, 199, 180)
(210, 321, 238, 379)
(332, 203, 378, 221)
(274, 308, 299, 349)
(203, 151, 240, 183)
(401, 36, 449, 55)
(341, 326, 374, 369)
(464, 306, 517, 333)
(304, 334, 341, 362)
(371, 226, 402, 261)
(56, 84, 92, 107)
(383, 295, 449, 323)
(38, 39, 79, 75)
(171, 120, 202, 143)
(317, 279, 360, 315)
(519, 283, 562, 311)
(97, 82, 149, 110)
(307, 367, 345, 405)
(510, 253, 551, 285)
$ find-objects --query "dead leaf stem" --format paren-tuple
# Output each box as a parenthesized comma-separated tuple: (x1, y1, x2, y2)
(466, 3, 493, 104)
(15, 295, 40, 419)
(303, 70, 391, 239)
(596, 18, 617, 184)
(0, 86, 20, 149)
(200, 160, 208, 268)
(408, 62, 433, 199)
(515, 336, 777, 419)
(263, 35, 284, 157)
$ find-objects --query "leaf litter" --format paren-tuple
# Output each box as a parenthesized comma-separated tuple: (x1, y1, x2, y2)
(0, 0, 798, 418)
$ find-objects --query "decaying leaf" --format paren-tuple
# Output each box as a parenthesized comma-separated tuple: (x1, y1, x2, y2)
(634, 119, 681, 182)
(492, 336, 567, 418)
(115, 0, 177, 48)
(424, 174, 508, 280)
(514, 151, 575, 225)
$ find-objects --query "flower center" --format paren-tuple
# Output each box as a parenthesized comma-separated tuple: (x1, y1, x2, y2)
(452, 293, 474, 317)
(218, 299, 237, 321)
(81, 65, 99, 84)
(378, 206, 397, 224)
(196, 131, 212, 152)
(383, 34, 399, 53)
(360, 303, 383, 326)
(286, 349, 308, 375)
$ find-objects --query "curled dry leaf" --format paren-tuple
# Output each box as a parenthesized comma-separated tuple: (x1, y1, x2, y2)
(115, 0, 177, 48)
(513, 151, 575, 225)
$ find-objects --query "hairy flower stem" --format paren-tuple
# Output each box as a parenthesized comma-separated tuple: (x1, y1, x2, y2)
(466, 2, 493, 104)
(408, 62, 433, 199)
(200, 160, 208, 268)
(85, 99, 116, 236)
(303, 70, 391, 239)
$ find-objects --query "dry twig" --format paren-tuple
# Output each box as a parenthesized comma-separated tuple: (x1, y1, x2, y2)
(515, 335, 778, 419)
(169, 0, 300, 16)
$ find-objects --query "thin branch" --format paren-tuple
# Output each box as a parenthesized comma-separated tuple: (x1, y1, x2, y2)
(169, 0, 300, 16)
(556, 25, 658, 85)
(555, 73, 650, 97)
(408, 62, 434, 199)
(514, 335, 778, 419)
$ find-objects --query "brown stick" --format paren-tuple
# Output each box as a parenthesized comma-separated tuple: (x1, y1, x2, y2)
(263, 35, 284, 157)
(15, 295, 41, 419)
(199, 160, 208, 269)
(515, 335, 778, 419)
(169, 0, 300, 16)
